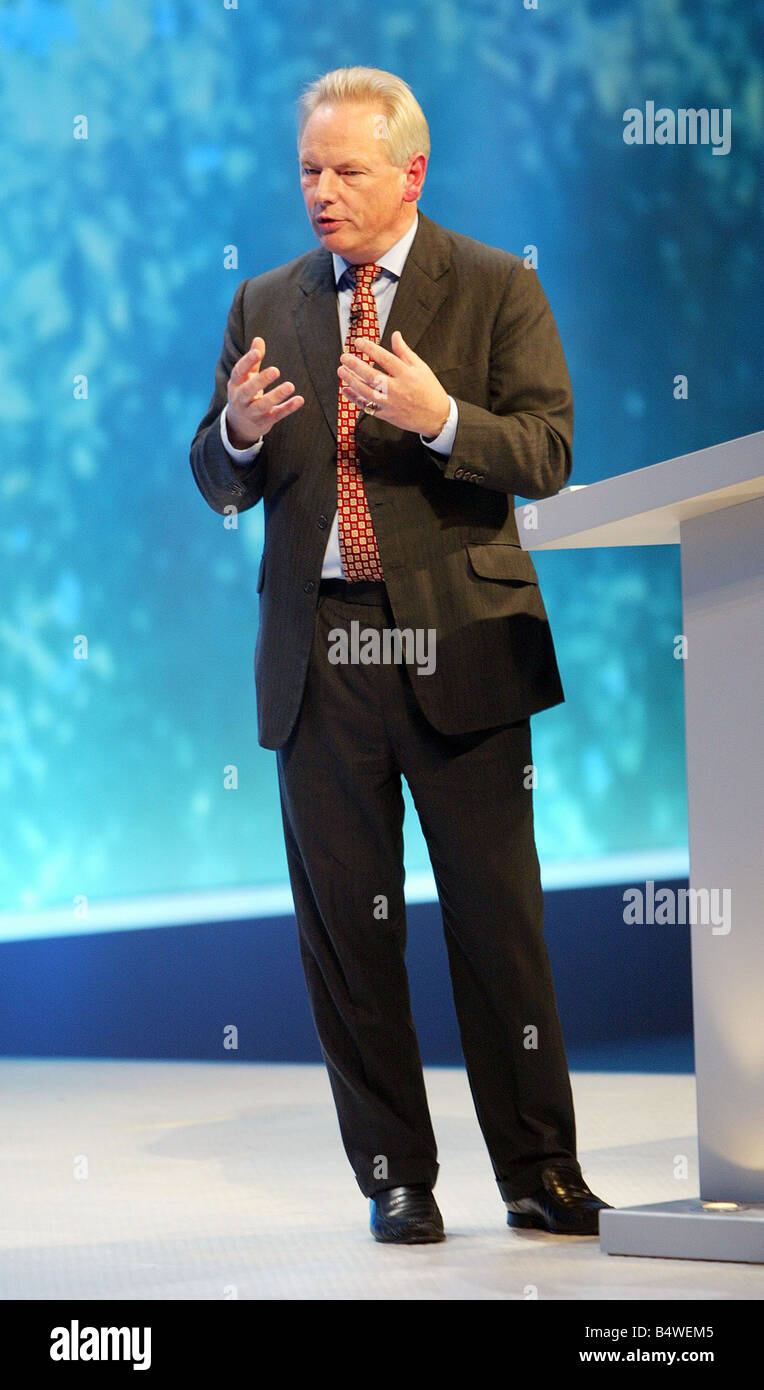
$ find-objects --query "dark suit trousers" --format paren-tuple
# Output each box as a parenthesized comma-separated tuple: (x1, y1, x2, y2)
(276, 584, 579, 1200)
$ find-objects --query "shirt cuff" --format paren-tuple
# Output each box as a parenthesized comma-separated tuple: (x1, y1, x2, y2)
(420, 396, 458, 455)
(220, 404, 264, 461)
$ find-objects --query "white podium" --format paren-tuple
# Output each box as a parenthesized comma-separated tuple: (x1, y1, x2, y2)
(516, 430, 764, 1262)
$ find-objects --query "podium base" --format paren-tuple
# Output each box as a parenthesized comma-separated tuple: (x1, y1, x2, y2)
(600, 1198, 764, 1263)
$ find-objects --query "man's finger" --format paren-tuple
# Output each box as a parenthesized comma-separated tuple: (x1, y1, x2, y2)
(262, 392, 305, 420)
(233, 365, 280, 400)
(390, 329, 418, 362)
(340, 353, 391, 392)
(230, 336, 266, 385)
(230, 351, 263, 386)
(235, 379, 300, 418)
(253, 379, 297, 409)
(348, 338, 400, 372)
(338, 362, 378, 393)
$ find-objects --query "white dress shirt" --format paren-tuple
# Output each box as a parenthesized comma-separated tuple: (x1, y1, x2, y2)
(219, 210, 458, 578)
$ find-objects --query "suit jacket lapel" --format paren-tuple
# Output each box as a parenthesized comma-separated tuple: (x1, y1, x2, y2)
(293, 253, 343, 442)
(293, 211, 452, 443)
(377, 210, 451, 357)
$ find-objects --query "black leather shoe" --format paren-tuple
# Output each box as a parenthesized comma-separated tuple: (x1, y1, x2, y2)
(504, 1165, 612, 1235)
(370, 1185, 445, 1243)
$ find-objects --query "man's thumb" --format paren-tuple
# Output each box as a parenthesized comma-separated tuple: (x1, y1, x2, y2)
(392, 329, 415, 361)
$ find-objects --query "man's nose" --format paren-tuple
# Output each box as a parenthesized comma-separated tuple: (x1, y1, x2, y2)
(315, 169, 339, 203)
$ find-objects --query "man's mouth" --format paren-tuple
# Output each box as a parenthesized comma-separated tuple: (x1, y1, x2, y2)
(317, 216, 343, 228)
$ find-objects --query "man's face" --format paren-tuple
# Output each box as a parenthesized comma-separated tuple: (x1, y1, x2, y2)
(298, 101, 425, 263)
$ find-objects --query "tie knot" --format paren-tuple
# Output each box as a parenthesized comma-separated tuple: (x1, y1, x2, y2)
(351, 262, 380, 290)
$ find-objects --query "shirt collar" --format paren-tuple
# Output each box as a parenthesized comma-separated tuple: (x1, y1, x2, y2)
(332, 211, 419, 287)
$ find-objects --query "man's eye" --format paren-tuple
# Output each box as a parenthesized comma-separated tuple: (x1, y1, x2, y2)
(301, 167, 363, 176)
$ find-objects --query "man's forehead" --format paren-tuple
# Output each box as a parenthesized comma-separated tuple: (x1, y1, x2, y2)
(299, 147, 375, 164)
(299, 104, 384, 147)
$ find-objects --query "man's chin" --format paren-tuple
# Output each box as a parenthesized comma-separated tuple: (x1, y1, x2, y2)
(313, 219, 368, 261)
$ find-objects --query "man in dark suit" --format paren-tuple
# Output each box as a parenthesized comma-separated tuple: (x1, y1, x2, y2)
(190, 66, 610, 1241)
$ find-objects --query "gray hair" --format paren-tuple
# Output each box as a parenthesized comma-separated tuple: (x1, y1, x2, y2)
(296, 66, 430, 166)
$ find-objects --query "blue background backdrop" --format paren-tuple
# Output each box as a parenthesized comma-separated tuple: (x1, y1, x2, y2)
(0, 0, 760, 1066)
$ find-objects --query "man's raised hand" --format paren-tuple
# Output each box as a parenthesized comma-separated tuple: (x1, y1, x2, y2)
(226, 336, 305, 446)
(338, 330, 450, 439)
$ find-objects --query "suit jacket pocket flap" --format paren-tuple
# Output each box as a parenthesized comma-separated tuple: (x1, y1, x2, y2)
(466, 543, 538, 584)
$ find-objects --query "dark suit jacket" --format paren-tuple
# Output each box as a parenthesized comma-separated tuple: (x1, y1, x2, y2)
(190, 210, 573, 749)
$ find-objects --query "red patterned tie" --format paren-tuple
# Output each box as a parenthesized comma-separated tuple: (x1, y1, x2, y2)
(337, 262, 384, 582)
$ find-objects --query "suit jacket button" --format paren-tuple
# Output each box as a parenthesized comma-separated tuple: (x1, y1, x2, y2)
(303, 580, 316, 594)
(476, 473, 484, 482)
(317, 515, 328, 529)
(454, 467, 464, 478)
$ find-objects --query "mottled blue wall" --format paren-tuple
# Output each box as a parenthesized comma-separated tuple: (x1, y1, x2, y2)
(1, 0, 761, 926)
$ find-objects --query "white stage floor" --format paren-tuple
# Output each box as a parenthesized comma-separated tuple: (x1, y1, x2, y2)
(1, 1059, 762, 1301)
